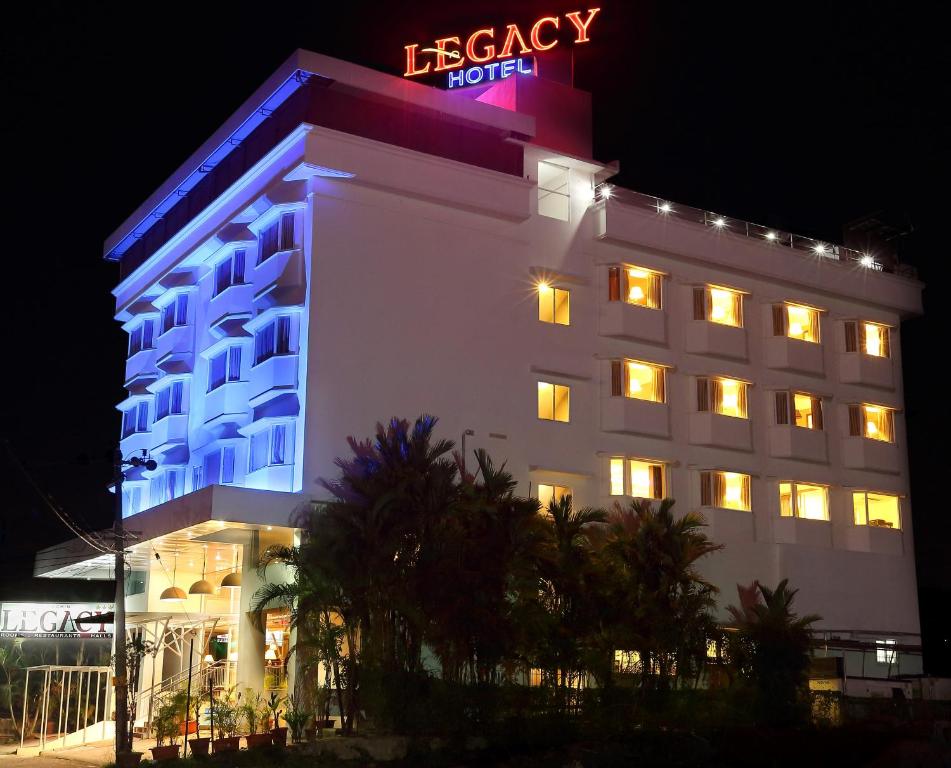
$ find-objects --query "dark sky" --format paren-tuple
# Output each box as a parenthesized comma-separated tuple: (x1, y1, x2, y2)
(1, 1, 946, 664)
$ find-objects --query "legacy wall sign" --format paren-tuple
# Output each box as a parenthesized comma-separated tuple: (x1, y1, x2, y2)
(0, 602, 114, 639)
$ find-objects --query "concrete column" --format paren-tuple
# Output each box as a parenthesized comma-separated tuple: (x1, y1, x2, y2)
(236, 534, 265, 692)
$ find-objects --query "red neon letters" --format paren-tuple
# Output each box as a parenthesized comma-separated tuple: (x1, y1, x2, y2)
(404, 8, 600, 77)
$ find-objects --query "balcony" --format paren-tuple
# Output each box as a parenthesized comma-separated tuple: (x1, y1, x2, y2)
(768, 425, 828, 463)
(765, 337, 824, 376)
(841, 437, 901, 473)
(124, 349, 161, 389)
(204, 382, 251, 431)
(774, 517, 832, 548)
(688, 412, 752, 451)
(601, 396, 670, 438)
(245, 463, 295, 493)
(150, 413, 188, 455)
(253, 250, 306, 311)
(599, 302, 666, 345)
(698, 506, 755, 543)
(839, 353, 894, 389)
(120, 429, 152, 458)
(155, 326, 194, 375)
(684, 321, 747, 360)
(840, 525, 904, 555)
(248, 354, 299, 408)
(208, 284, 255, 341)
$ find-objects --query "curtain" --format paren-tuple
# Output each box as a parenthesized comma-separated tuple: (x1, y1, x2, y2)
(653, 367, 666, 403)
(858, 321, 867, 353)
(732, 292, 743, 326)
(710, 380, 723, 414)
(234, 249, 246, 283)
(156, 387, 170, 421)
(775, 392, 789, 424)
(738, 382, 748, 417)
(215, 259, 230, 296)
(647, 273, 661, 309)
(203, 450, 221, 486)
(250, 431, 268, 472)
(137, 403, 149, 432)
(740, 475, 751, 510)
(170, 381, 183, 414)
(143, 319, 154, 349)
(772, 304, 786, 335)
(277, 316, 291, 354)
(883, 410, 895, 442)
(700, 472, 712, 506)
(848, 405, 862, 436)
(209, 352, 226, 391)
(611, 360, 623, 396)
(693, 287, 706, 320)
(697, 378, 710, 412)
(712, 472, 726, 507)
(161, 303, 174, 334)
(650, 465, 664, 499)
(882, 327, 891, 358)
(175, 294, 188, 326)
(128, 326, 142, 358)
(844, 321, 857, 352)
(271, 424, 287, 465)
(812, 397, 824, 430)
(255, 323, 276, 363)
(279, 212, 296, 251)
(228, 347, 242, 382)
(222, 447, 236, 484)
(809, 309, 820, 342)
(122, 410, 135, 438)
(608, 267, 621, 301)
(259, 221, 279, 265)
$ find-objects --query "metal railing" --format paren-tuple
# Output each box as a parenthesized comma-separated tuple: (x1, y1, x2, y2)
(140, 660, 236, 730)
(595, 184, 917, 279)
(19, 665, 112, 752)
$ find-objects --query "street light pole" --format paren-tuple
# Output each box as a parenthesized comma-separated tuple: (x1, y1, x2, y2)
(461, 429, 475, 475)
(113, 449, 156, 759)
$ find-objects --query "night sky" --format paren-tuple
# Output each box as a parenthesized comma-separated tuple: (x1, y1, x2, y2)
(1, 2, 946, 669)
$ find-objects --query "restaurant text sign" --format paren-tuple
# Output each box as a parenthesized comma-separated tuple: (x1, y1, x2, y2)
(0, 602, 114, 639)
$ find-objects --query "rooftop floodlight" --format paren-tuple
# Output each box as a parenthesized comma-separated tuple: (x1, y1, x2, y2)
(712, 217, 726, 228)
(814, 243, 828, 255)
(765, 231, 778, 241)
(601, 185, 613, 199)
(658, 201, 672, 214)
(860, 254, 876, 268)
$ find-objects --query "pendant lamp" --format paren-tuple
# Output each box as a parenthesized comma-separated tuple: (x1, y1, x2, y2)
(221, 548, 242, 589)
(160, 552, 187, 602)
(189, 546, 214, 595)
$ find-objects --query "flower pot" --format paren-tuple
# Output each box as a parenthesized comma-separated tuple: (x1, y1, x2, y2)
(116, 751, 143, 768)
(246, 733, 273, 749)
(271, 727, 288, 746)
(188, 737, 210, 757)
(150, 745, 181, 761)
(212, 736, 240, 753)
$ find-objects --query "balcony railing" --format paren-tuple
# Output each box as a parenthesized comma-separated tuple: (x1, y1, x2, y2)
(594, 185, 917, 279)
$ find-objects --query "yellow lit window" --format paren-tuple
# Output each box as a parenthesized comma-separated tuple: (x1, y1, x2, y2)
(785, 303, 820, 343)
(701, 471, 751, 511)
(630, 460, 664, 499)
(793, 393, 822, 429)
(538, 381, 570, 422)
(609, 458, 625, 496)
(853, 491, 900, 530)
(538, 483, 571, 511)
(779, 482, 829, 521)
(708, 287, 742, 327)
(609, 266, 662, 308)
(716, 378, 747, 418)
(706, 639, 719, 660)
(625, 361, 665, 402)
(614, 650, 640, 674)
(862, 405, 895, 442)
(538, 283, 570, 325)
(863, 322, 889, 358)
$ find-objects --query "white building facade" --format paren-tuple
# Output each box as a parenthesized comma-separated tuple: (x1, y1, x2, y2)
(35, 49, 924, 711)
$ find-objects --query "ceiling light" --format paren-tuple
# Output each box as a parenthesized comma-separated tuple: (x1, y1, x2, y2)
(160, 586, 187, 602)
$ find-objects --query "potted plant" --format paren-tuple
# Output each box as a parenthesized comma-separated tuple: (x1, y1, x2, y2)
(266, 692, 287, 746)
(314, 686, 336, 731)
(283, 694, 311, 745)
(242, 689, 272, 748)
(150, 692, 185, 761)
(188, 689, 210, 757)
(211, 691, 241, 752)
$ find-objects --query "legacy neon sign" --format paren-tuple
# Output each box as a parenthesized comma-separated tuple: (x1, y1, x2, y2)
(404, 8, 601, 85)
(0, 602, 114, 639)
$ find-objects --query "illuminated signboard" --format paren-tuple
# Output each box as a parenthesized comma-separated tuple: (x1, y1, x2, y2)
(0, 602, 114, 639)
(404, 8, 600, 88)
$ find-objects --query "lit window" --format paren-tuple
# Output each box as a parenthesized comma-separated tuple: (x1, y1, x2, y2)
(853, 491, 901, 530)
(254, 316, 293, 365)
(214, 249, 246, 296)
(863, 323, 890, 358)
(538, 283, 570, 325)
(154, 381, 185, 422)
(249, 424, 292, 473)
(850, 404, 895, 442)
(258, 211, 296, 265)
(793, 393, 822, 429)
(700, 471, 751, 511)
(609, 458, 625, 496)
(609, 266, 662, 309)
(538, 161, 570, 220)
(127, 319, 156, 358)
(695, 286, 742, 327)
(630, 460, 664, 499)
(775, 303, 820, 343)
(150, 468, 183, 507)
(208, 347, 242, 392)
(779, 482, 829, 521)
(160, 294, 189, 335)
(201, 446, 237, 488)
(613, 360, 665, 402)
(538, 381, 570, 422)
(876, 639, 897, 664)
(706, 639, 719, 660)
(538, 483, 571, 511)
(121, 402, 150, 438)
(698, 377, 747, 418)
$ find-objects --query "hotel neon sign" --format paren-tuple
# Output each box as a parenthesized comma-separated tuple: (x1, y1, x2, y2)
(404, 8, 600, 88)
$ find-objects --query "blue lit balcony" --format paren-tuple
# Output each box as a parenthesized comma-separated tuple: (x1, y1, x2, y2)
(253, 250, 306, 310)
(156, 326, 195, 374)
(120, 429, 152, 458)
(248, 354, 299, 408)
(124, 348, 161, 389)
(204, 382, 252, 430)
(150, 413, 189, 456)
(208, 284, 255, 340)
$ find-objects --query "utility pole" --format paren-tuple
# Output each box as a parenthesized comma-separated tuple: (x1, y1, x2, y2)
(113, 449, 155, 759)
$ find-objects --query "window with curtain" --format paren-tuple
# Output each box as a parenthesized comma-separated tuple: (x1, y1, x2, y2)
(774, 391, 823, 429)
(697, 377, 748, 418)
(214, 249, 246, 296)
(608, 265, 662, 308)
(538, 283, 570, 325)
(250, 425, 291, 472)
(254, 316, 294, 365)
(853, 491, 900, 529)
(694, 286, 742, 327)
(774, 302, 820, 343)
(845, 320, 890, 358)
(700, 470, 751, 511)
(849, 404, 895, 442)
(160, 294, 189, 335)
(127, 320, 156, 357)
(538, 381, 570, 422)
(537, 484, 571, 512)
(271, 424, 287, 464)
(208, 346, 242, 391)
(250, 431, 269, 472)
(609, 458, 664, 499)
(155, 381, 184, 422)
(201, 446, 236, 486)
(258, 220, 280, 265)
(611, 360, 665, 402)
(779, 482, 829, 520)
(122, 403, 150, 437)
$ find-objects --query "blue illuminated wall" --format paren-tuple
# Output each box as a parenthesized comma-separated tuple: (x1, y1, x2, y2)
(116, 195, 308, 517)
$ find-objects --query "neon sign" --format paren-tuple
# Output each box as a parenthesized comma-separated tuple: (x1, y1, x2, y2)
(404, 8, 601, 84)
(448, 57, 534, 88)
(0, 602, 114, 639)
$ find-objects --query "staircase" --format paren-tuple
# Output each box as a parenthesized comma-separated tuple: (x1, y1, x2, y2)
(138, 660, 236, 732)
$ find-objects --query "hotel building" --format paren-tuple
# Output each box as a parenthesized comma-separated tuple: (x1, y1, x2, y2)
(34, 48, 924, 717)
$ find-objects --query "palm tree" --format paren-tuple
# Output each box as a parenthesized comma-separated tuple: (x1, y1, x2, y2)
(727, 579, 820, 725)
(601, 498, 722, 692)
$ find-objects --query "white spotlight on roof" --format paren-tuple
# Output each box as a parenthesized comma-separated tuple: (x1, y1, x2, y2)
(860, 254, 876, 268)
(765, 231, 777, 241)
(600, 185, 613, 199)
(658, 202, 672, 214)
(813, 243, 827, 255)
(712, 217, 726, 228)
